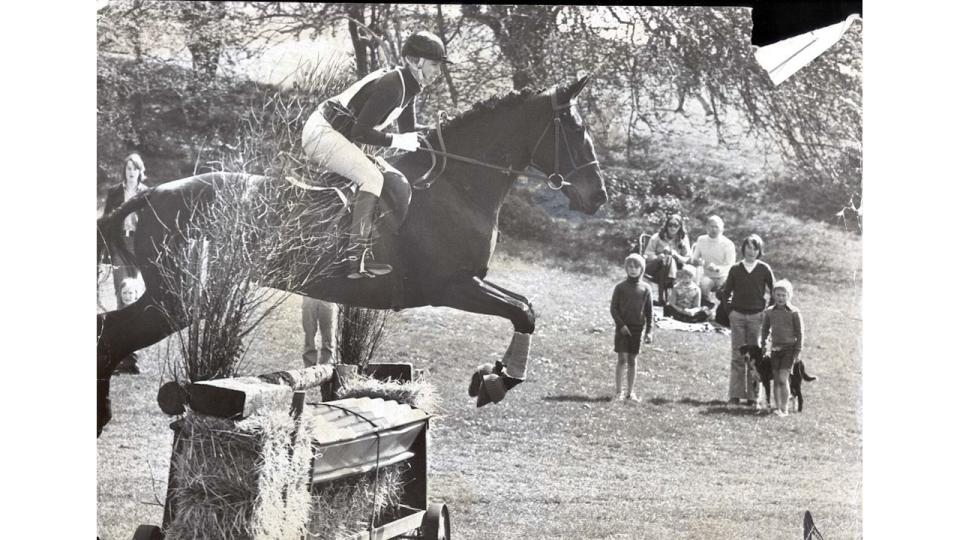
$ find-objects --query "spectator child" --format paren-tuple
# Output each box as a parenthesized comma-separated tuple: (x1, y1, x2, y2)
(610, 253, 654, 401)
(119, 277, 143, 307)
(761, 279, 804, 417)
(115, 277, 144, 374)
(664, 265, 711, 323)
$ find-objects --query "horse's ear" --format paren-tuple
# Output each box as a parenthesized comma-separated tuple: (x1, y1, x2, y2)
(561, 75, 592, 102)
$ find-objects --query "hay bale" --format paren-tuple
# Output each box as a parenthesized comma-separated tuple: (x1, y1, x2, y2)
(335, 375, 440, 416)
(164, 410, 312, 540)
(306, 463, 406, 540)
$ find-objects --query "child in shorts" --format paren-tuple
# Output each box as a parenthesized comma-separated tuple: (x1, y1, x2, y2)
(760, 279, 804, 416)
(610, 254, 654, 401)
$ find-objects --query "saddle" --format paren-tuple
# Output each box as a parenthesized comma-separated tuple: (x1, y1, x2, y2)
(282, 153, 412, 234)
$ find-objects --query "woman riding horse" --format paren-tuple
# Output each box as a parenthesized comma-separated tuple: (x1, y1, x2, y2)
(302, 31, 451, 279)
(97, 76, 607, 437)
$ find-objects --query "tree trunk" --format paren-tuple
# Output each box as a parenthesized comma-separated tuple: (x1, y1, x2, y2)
(462, 5, 558, 90)
(179, 1, 227, 81)
(435, 5, 459, 107)
(347, 4, 369, 77)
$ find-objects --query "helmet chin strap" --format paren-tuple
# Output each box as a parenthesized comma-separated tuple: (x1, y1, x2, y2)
(408, 57, 428, 85)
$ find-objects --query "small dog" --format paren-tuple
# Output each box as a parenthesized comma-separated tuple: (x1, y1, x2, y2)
(789, 360, 817, 412)
(742, 344, 819, 412)
(739, 345, 773, 409)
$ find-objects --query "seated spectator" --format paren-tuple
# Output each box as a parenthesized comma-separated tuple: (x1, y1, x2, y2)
(663, 265, 711, 323)
(642, 213, 690, 305)
(689, 214, 737, 306)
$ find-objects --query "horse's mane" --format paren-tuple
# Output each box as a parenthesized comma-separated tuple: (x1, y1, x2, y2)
(431, 86, 546, 135)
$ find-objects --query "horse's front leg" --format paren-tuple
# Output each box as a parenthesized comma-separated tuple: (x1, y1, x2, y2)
(435, 276, 535, 407)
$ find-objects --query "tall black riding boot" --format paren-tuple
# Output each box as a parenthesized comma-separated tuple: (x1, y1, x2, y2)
(346, 191, 393, 279)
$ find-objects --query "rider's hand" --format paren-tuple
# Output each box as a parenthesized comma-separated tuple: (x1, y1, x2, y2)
(391, 132, 421, 152)
(619, 326, 632, 336)
(643, 334, 653, 344)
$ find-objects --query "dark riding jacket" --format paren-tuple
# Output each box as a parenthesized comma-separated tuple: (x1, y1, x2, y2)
(322, 65, 422, 147)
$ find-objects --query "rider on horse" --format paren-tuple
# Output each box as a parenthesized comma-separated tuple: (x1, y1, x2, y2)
(301, 31, 451, 279)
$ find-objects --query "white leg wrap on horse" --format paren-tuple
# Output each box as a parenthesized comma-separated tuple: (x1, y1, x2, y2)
(503, 332, 531, 380)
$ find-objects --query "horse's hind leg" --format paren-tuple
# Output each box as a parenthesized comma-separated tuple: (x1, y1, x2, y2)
(436, 277, 536, 407)
(97, 294, 186, 436)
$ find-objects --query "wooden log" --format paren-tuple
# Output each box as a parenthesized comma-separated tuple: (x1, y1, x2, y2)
(188, 377, 294, 419)
(183, 364, 339, 419)
(157, 381, 189, 415)
(258, 364, 336, 390)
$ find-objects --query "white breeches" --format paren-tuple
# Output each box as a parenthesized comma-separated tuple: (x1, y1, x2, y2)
(302, 109, 384, 197)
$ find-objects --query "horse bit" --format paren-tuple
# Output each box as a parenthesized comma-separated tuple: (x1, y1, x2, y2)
(412, 92, 600, 191)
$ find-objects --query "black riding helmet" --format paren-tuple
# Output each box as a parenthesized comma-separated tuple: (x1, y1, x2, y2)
(401, 31, 453, 64)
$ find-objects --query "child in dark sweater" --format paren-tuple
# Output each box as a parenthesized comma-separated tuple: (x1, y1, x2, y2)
(610, 254, 654, 401)
(761, 279, 804, 417)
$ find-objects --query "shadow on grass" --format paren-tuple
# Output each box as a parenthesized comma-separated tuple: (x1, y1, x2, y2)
(543, 394, 615, 403)
(699, 406, 768, 416)
(677, 397, 729, 407)
(639, 396, 763, 416)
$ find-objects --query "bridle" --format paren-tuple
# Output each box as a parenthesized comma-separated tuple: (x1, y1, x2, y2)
(530, 93, 600, 190)
(412, 92, 600, 191)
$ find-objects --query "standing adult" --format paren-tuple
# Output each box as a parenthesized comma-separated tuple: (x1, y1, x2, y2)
(102, 153, 149, 373)
(689, 215, 737, 305)
(719, 234, 775, 406)
(103, 153, 149, 308)
(642, 213, 690, 305)
(302, 296, 338, 366)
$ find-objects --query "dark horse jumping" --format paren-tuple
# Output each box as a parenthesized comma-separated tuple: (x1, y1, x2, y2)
(97, 77, 607, 436)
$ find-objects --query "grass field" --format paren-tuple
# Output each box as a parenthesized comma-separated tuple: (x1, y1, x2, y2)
(97, 234, 861, 539)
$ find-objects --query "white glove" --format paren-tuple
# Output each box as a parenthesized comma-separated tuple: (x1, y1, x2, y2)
(390, 132, 421, 152)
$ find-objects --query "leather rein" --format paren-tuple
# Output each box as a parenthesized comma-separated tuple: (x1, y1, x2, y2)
(411, 93, 600, 191)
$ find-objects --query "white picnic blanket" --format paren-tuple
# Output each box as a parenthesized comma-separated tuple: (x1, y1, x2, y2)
(653, 307, 731, 335)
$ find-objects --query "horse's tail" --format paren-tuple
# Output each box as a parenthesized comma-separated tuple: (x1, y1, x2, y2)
(97, 188, 154, 267)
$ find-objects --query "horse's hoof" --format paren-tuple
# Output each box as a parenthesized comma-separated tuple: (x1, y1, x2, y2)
(476, 384, 490, 407)
(502, 375, 523, 391)
(476, 374, 506, 407)
(97, 399, 112, 438)
(468, 363, 496, 397)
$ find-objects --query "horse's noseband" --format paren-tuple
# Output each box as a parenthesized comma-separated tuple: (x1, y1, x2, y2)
(546, 173, 566, 191)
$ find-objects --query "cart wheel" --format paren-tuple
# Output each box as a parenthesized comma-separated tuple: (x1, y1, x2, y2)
(422, 503, 450, 540)
(133, 524, 163, 540)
